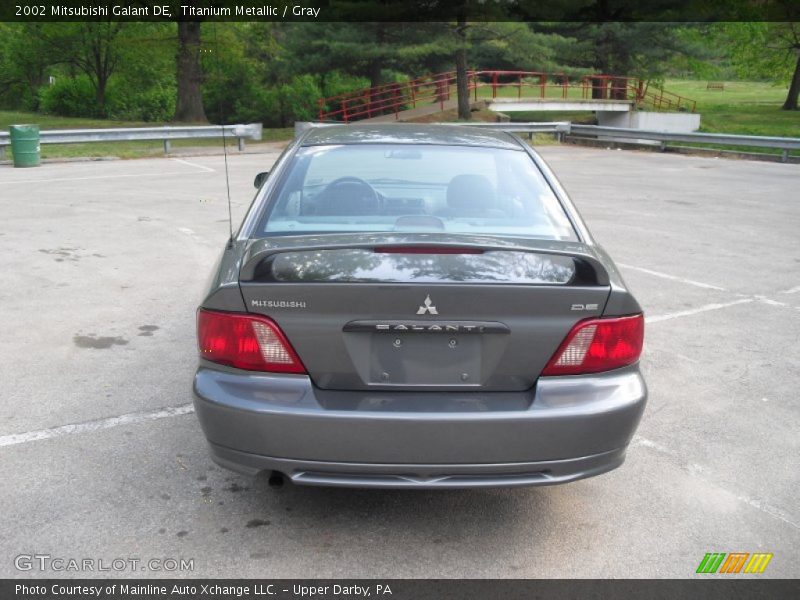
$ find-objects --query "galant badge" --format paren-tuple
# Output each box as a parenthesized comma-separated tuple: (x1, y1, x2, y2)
(417, 295, 438, 315)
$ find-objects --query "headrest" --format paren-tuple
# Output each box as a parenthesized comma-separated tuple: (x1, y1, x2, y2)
(446, 174, 496, 211)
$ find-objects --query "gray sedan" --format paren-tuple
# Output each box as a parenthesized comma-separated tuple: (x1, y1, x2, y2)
(193, 124, 646, 488)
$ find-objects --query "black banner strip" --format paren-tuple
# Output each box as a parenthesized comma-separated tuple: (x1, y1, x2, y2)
(2, 579, 799, 600)
(2, 0, 799, 23)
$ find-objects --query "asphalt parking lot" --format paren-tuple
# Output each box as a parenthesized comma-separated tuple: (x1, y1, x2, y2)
(0, 144, 797, 578)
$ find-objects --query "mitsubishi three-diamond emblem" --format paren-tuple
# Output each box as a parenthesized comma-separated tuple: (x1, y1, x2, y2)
(416, 295, 438, 315)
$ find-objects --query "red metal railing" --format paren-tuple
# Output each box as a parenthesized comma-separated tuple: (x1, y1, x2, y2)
(640, 85, 697, 112)
(317, 70, 696, 122)
(318, 71, 459, 122)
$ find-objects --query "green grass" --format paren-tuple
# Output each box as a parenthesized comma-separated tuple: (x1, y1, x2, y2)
(506, 110, 596, 124)
(663, 79, 799, 139)
(664, 79, 788, 107)
(0, 111, 152, 131)
(0, 110, 294, 160)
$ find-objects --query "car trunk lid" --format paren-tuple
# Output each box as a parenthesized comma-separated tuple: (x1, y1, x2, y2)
(239, 234, 611, 391)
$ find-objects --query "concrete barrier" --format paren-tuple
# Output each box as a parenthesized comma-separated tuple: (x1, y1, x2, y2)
(597, 111, 701, 133)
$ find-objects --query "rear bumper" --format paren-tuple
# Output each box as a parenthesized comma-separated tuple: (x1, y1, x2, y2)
(207, 444, 627, 488)
(193, 365, 647, 489)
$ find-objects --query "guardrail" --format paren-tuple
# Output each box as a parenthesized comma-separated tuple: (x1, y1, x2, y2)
(454, 122, 572, 134)
(452, 122, 799, 162)
(0, 123, 263, 158)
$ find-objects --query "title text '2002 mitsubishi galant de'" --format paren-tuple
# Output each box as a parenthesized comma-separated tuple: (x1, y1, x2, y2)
(193, 124, 646, 489)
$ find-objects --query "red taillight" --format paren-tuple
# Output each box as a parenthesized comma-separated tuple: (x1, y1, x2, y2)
(197, 310, 306, 374)
(542, 314, 644, 376)
(374, 246, 484, 254)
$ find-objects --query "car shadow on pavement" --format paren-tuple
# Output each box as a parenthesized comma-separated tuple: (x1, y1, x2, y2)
(241, 472, 563, 546)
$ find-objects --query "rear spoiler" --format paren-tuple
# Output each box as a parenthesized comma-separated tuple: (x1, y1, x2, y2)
(239, 235, 611, 286)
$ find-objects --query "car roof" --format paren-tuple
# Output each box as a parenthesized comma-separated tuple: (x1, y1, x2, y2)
(300, 123, 524, 151)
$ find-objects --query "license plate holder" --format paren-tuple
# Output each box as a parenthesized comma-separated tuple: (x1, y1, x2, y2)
(369, 333, 481, 385)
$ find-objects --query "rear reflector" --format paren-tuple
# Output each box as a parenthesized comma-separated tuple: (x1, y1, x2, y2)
(542, 314, 644, 376)
(197, 309, 306, 373)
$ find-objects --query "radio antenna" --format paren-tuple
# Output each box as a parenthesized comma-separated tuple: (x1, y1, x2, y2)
(212, 23, 234, 247)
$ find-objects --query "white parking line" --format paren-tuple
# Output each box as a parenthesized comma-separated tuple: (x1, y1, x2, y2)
(646, 298, 754, 324)
(755, 295, 789, 307)
(634, 437, 799, 530)
(0, 403, 194, 448)
(780, 285, 800, 294)
(0, 158, 214, 185)
(617, 263, 726, 291)
(171, 157, 215, 172)
(0, 170, 213, 185)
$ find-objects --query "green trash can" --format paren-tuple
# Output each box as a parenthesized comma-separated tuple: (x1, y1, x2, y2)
(10, 124, 41, 168)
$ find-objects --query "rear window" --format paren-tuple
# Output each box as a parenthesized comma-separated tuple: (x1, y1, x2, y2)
(258, 144, 577, 241)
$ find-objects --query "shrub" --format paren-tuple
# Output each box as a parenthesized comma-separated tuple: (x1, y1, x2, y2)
(319, 71, 371, 100)
(39, 75, 176, 122)
(107, 81, 176, 122)
(39, 75, 98, 118)
(234, 87, 282, 127)
(276, 75, 322, 125)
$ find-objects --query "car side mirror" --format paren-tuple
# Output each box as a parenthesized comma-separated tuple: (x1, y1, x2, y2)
(254, 171, 269, 188)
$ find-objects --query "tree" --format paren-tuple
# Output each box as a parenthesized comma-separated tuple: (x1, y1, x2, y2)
(545, 22, 684, 76)
(41, 22, 126, 115)
(454, 13, 470, 120)
(0, 23, 54, 110)
(719, 22, 800, 111)
(175, 22, 207, 122)
(662, 25, 732, 81)
(469, 22, 574, 74)
(540, 22, 688, 100)
(785, 37, 800, 110)
(281, 23, 452, 89)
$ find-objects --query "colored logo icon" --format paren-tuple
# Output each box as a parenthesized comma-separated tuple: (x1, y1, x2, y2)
(696, 552, 773, 574)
